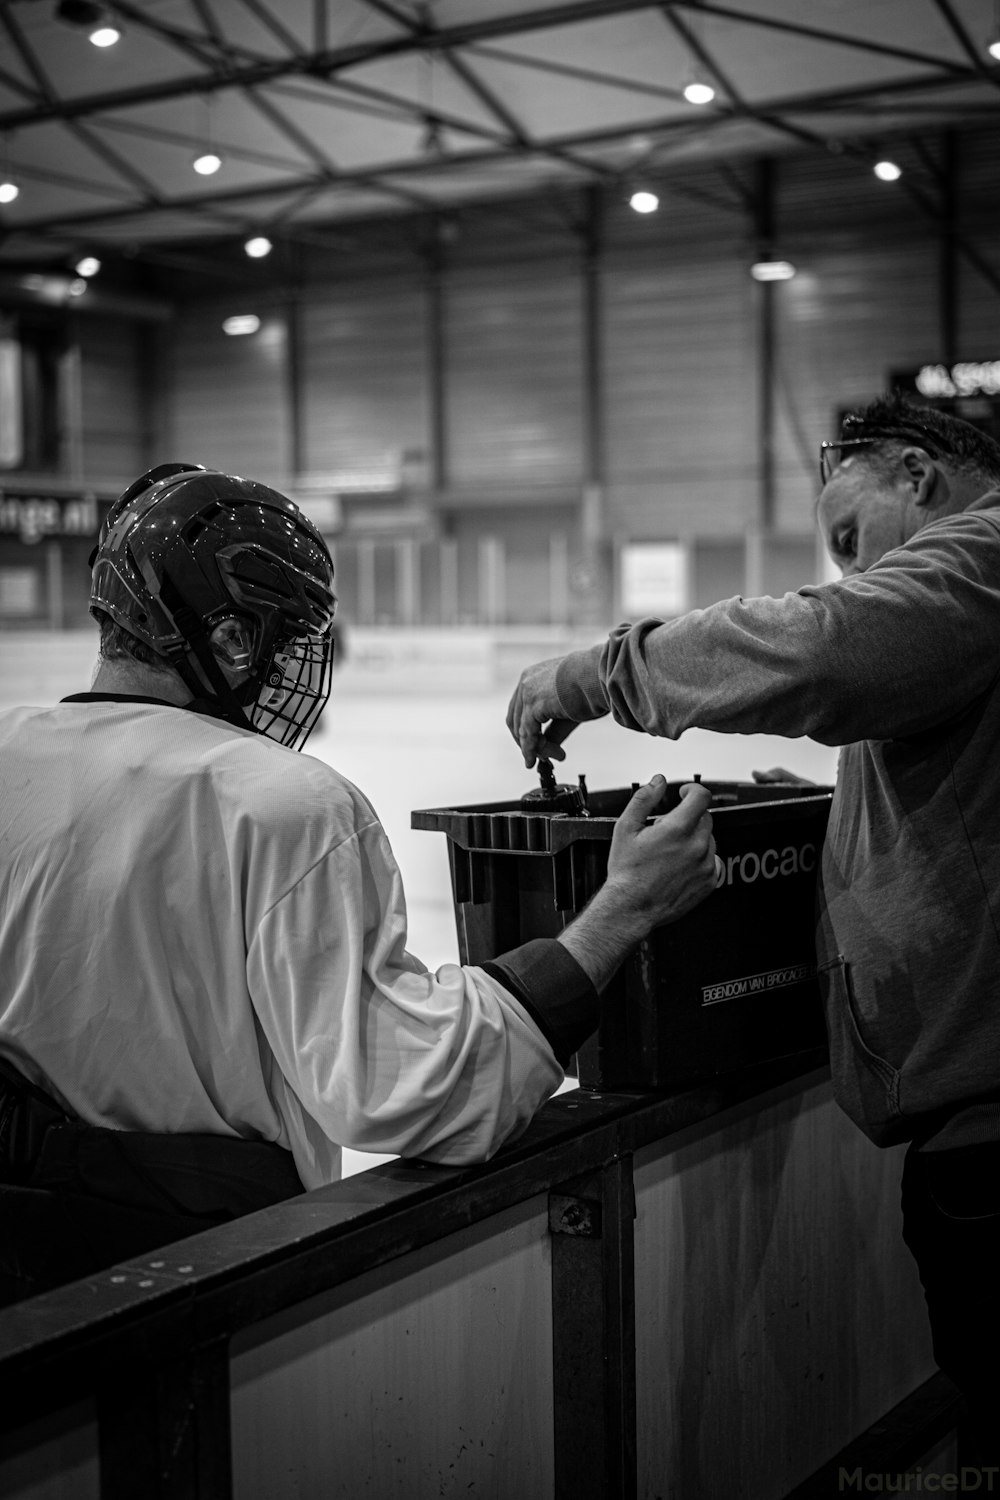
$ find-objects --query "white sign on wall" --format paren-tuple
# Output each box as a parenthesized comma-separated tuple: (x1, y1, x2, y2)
(620, 541, 688, 618)
(0, 567, 40, 615)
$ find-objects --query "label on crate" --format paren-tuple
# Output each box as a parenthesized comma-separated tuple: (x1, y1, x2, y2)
(701, 961, 815, 1007)
(714, 841, 817, 887)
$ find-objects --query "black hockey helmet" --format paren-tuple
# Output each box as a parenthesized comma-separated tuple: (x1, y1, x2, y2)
(89, 463, 337, 749)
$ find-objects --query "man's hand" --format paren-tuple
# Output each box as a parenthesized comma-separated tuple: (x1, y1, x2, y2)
(506, 657, 572, 768)
(558, 779, 718, 991)
(603, 778, 717, 930)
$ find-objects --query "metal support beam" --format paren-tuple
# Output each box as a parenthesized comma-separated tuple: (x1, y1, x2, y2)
(287, 289, 305, 479)
(425, 217, 448, 493)
(754, 158, 777, 534)
(550, 1155, 637, 1499)
(939, 130, 958, 366)
(582, 184, 604, 491)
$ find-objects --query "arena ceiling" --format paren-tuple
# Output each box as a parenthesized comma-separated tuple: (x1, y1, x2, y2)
(0, 0, 998, 274)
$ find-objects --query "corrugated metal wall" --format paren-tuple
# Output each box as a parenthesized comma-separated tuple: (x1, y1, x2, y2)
(301, 278, 428, 480)
(167, 308, 291, 485)
(50, 123, 1000, 627)
(445, 261, 584, 487)
(602, 250, 755, 538)
(77, 317, 148, 483)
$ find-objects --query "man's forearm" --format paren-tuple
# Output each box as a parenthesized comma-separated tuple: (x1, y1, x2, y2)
(557, 885, 649, 993)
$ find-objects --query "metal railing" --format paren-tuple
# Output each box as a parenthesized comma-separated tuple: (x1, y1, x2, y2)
(3, 1047, 955, 1498)
(0, 1052, 836, 1499)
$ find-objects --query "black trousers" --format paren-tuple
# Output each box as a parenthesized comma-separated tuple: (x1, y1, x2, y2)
(901, 1140, 1000, 1467)
(0, 1057, 304, 1302)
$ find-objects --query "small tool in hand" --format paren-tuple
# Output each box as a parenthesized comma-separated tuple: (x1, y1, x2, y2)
(522, 719, 588, 814)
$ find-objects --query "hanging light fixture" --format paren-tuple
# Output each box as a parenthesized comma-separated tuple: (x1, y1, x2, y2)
(244, 236, 272, 259)
(193, 95, 222, 176)
(56, 2, 122, 47)
(629, 188, 659, 214)
(680, 11, 716, 106)
(987, 0, 1000, 59)
(223, 315, 261, 336)
(0, 136, 17, 204)
(750, 258, 796, 282)
(89, 16, 122, 48)
(874, 159, 902, 182)
(682, 76, 715, 105)
(74, 255, 101, 277)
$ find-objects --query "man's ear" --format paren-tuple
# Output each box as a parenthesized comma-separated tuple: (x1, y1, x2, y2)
(900, 446, 940, 508)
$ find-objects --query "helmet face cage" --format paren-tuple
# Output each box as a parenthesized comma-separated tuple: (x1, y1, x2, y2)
(251, 633, 334, 750)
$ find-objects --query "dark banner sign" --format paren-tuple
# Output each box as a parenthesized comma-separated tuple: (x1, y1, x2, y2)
(0, 487, 113, 546)
(891, 364, 1000, 443)
(898, 361, 1000, 400)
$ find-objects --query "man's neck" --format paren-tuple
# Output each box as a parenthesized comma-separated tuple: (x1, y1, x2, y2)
(89, 657, 192, 705)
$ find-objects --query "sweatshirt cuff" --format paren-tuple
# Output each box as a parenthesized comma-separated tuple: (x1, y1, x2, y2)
(554, 645, 610, 723)
(482, 938, 600, 1066)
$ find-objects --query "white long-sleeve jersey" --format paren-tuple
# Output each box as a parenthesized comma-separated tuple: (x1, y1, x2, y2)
(0, 697, 571, 1187)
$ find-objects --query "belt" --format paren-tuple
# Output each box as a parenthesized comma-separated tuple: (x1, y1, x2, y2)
(0, 1055, 304, 1217)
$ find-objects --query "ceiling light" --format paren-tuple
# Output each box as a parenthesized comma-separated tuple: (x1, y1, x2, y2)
(193, 151, 222, 176)
(874, 159, 902, 182)
(988, 2, 1000, 59)
(244, 236, 272, 259)
(75, 255, 101, 277)
(0, 181, 18, 205)
(629, 189, 659, 214)
(683, 79, 715, 106)
(223, 314, 260, 336)
(750, 259, 796, 282)
(89, 21, 121, 47)
(56, 2, 121, 46)
(68, 278, 88, 297)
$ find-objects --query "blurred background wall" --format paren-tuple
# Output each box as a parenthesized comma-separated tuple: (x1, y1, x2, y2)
(3, 120, 998, 637)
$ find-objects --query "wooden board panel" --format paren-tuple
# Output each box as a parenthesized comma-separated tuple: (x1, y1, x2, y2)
(634, 1075, 934, 1499)
(0, 1399, 99, 1500)
(229, 1197, 553, 1500)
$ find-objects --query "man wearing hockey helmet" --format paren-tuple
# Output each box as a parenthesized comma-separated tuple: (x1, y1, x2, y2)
(0, 464, 717, 1298)
(87, 462, 336, 748)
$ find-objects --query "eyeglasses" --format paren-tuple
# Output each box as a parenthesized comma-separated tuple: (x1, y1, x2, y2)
(819, 438, 872, 485)
(819, 417, 944, 485)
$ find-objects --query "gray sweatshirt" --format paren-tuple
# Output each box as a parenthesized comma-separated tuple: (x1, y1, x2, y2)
(552, 493, 1000, 1150)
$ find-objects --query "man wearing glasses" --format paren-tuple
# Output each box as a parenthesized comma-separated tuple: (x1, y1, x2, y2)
(507, 391, 1000, 1463)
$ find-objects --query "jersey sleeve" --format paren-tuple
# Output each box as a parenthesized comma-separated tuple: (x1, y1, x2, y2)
(552, 510, 1000, 747)
(246, 819, 565, 1179)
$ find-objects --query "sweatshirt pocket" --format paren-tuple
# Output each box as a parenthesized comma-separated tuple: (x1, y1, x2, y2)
(819, 955, 905, 1145)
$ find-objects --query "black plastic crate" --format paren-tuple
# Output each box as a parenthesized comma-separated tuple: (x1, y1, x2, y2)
(412, 779, 832, 1090)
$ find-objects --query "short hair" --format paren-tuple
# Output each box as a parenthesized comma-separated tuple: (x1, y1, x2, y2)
(841, 391, 1000, 488)
(93, 608, 163, 667)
